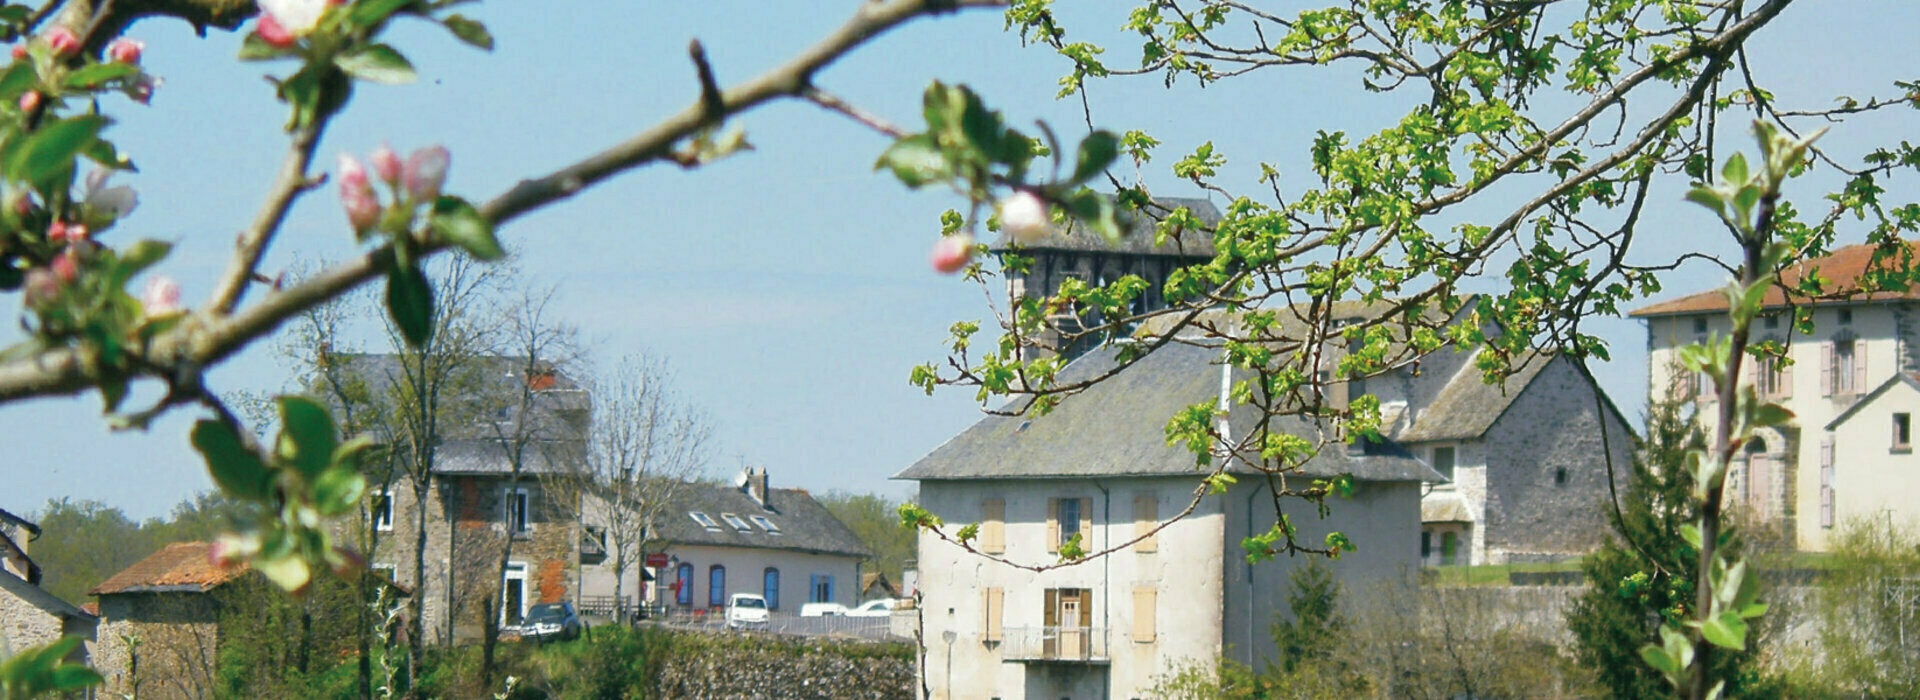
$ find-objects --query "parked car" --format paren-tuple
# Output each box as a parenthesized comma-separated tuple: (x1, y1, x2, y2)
(799, 602, 849, 617)
(726, 593, 770, 629)
(846, 598, 899, 617)
(515, 602, 582, 642)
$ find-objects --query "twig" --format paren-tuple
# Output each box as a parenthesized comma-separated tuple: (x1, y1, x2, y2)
(207, 123, 326, 315)
(803, 86, 907, 139)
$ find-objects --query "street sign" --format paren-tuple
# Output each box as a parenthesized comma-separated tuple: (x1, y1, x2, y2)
(645, 552, 669, 568)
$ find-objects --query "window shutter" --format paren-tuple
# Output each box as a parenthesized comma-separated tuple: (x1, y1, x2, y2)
(1134, 494, 1158, 553)
(1856, 341, 1869, 394)
(982, 498, 1005, 554)
(1078, 498, 1093, 549)
(1820, 436, 1835, 529)
(983, 587, 1003, 642)
(1133, 588, 1157, 643)
(1821, 342, 1834, 396)
(1046, 498, 1060, 553)
(1779, 353, 1794, 399)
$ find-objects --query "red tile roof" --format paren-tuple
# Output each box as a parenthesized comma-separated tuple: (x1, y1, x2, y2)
(1630, 241, 1920, 317)
(87, 542, 249, 596)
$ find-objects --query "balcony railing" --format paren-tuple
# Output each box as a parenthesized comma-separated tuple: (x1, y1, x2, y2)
(1000, 625, 1110, 663)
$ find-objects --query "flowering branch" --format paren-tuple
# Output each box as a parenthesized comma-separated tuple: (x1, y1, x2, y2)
(206, 121, 323, 314)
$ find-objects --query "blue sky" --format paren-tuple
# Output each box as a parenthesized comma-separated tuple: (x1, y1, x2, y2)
(1, 2, 1912, 521)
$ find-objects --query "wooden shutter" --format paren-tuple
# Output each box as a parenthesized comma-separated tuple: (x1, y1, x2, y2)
(1046, 498, 1060, 553)
(1821, 342, 1834, 396)
(982, 587, 1003, 642)
(1856, 341, 1869, 394)
(1078, 498, 1093, 549)
(1820, 436, 1835, 529)
(1779, 353, 1793, 399)
(1134, 494, 1158, 553)
(1133, 588, 1157, 642)
(981, 498, 1005, 554)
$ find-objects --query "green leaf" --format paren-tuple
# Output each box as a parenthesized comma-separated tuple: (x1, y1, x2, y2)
(1721, 152, 1749, 186)
(311, 467, 365, 516)
(276, 396, 337, 478)
(253, 553, 312, 591)
(1701, 612, 1748, 651)
(385, 264, 434, 348)
(334, 44, 417, 85)
(0, 60, 33, 99)
(83, 137, 133, 170)
(332, 434, 379, 470)
(442, 14, 493, 50)
(875, 134, 947, 189)
(1680, 523, 1702, 550)
(1752, 402, 1793, 428)
(1639, 644, 1677, 675)
(47, 663, 104, 691)
(11, 115, 105, 185)
(1069, 130, 1119, 185)
(429, 196, 502, 260)
(349, 0, 415, 27)
(190, 419, 273, 502)
(238, 32, 293, 61)
(117, 239, 171, 278)
(61, 62, 138, 90)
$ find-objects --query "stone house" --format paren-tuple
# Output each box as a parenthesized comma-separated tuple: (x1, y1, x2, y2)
(1633, 240, 1920, 551)
(0, 508, 39, 584)
(578, 468, 871, 616)
(0, 508, 96, 666)
(87, 541, 248, 700)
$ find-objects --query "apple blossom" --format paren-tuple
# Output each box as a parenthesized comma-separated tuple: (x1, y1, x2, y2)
(42, 27, 78, 57)
(403, 145, 449, 201)
(51, 250, 77, 282)
(258, 0, 328, 40)
(83, 169, 139, 219)
(209, 533, 261, 568)
(142, 275, 182, 315)
(998, 190, 1050, 244)
(65, 223, 88, 243)
(107, 39, 143, 64)
(8, 45, 23, 61)
(339, 154, 380, 233)
(22, 268, 58, 308)
(929, 233, 976, 274)
(369, 143, 401, 185)
(256, 14, 295, 48)
(46, 220, 66, 243)
(129, 74, 158, 105)
(17, 91, 38, 112)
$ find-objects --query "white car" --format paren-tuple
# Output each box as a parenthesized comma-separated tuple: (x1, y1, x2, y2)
(845, 598, 899, 617)
(799, 602, 849, 617)
(725, 593, 770, 629)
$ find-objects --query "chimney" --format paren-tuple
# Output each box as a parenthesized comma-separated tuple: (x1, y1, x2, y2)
(748, 467, 770, 510)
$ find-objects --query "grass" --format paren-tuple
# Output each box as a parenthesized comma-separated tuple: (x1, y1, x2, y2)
(1424, 558, 1586, 587)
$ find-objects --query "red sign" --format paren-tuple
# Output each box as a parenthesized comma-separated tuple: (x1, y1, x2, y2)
(646, 552, 670, 568)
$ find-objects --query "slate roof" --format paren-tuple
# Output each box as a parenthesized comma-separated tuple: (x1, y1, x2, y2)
(1630, 241, 1920, 317)
(320, 353, 591, 439)
(1421, 492, 1473, 523)
(430, 438, 576, 476)
(1396, 353, 1557, 443)
(894, 342, 1437, 482)
(988, 196, 1221, 257)
(88, 542, 249, 596)
(0, 570, 92, 621)
(654, 484, 870, 559)
(0, 508, 40, 536)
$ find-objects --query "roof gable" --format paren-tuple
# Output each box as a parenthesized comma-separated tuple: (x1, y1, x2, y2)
(1398, 352, 1558, 443)
(0, 570, 91, 621)
(1825, 373, 1920, 430)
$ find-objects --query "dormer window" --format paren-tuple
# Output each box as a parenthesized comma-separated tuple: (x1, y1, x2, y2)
(750, 515, 780, 533)
(689, 511, 720, 531)
(721, 513, 752, 531)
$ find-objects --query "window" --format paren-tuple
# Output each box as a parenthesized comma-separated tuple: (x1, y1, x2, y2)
(982, 587, 1004, 642)
(372, 489, 393, 532)
(675, 563, 694, 606)
(1132, 588, 1157, 643)
(371, 563, 396, 583)
(1840, 308, 1853, 325)
(1755, 351, 1791, 399)
(809, 574, 834, 603)
(1432, 446, 1456, 482)
(708, 565, 726, 608)
(504, 488, 531, 534)
(980, 498, 1005, 554)
(1693, 317, 1708, 334)
(502, 562, 528, 624)
(1897, 413, 1912, 450)
(1554, 467, 1568, 486)
(1043, 588, 1095, 659)
(763, 568, 780, 611)
(688, 511, 720, 530)
(1421, 531, 1432, 559)
(1048, 497, 1090, 553)
(1440, 532, 1459, 566)
(749, 515, 780, 533)
(1764, 314, 1779, 329)
(1133, 494, 1158, 553)
(720, 513, 752, 531)
(1825, 337, 1863, 396)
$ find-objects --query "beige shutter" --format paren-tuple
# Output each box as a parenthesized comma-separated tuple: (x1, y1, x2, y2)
(1856, 341, 1869, 394)
(1133, 588, 1157, 642)
(1078, 498, 1093, 549)
(1821, 342, 1834, 396)
(1046, 498, 1060, 553)
(1779, 352, 1794, 399)
(1820, 436, 1836, 528)
(1134, 494, 1158, 553)
(981, 498, 1005, 554)
(983, 587, 1004, 642)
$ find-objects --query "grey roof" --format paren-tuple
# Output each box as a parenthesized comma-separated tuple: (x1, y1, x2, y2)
(0, 571, 91, 621)
(1397, 353, 1556, 443)
(894, 342, 1437, 482)
(1824, 373, 1920, 430)
(320, 353, 590, 440)
(989, 195, 1221, 257)
(0, 508, 39, 536)
(430, 438, 578, 476)
(654, 485, 870, 559)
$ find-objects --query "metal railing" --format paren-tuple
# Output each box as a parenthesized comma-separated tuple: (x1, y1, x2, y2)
(1000, 626, 1109, 662)
(644, 608, 902, 641)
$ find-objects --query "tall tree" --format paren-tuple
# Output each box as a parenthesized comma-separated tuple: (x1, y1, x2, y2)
(817, 491, 917, 584)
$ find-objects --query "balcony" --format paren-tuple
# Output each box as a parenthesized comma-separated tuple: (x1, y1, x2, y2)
(1000, 626, 1110, 663)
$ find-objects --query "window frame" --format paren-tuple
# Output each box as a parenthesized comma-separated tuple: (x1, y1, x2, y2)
(504, 487, 532, 535)
(1431, 446, 1457, 483)
(372, 488, 394, 532)
(720, 512, 752, 532)
(708, 565, 726, 608)
(749, 515, 780, 533)
(688, 511, 720, 530)
(1896, 413, 1913, 451)
(675, 562, 694, 606)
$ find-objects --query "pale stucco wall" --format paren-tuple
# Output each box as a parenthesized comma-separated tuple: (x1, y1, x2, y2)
(653, 544, 860, 613)
(1827, 379, 1920, 537)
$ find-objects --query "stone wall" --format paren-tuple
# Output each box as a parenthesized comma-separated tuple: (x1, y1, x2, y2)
(653, 635, 914, 700)
(1481, 357, 1635, 561)
(93, 592, 222, 700)
(0, 584, 64, 655)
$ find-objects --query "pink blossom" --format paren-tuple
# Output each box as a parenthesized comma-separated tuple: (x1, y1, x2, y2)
(369, 143, 401, 185)
(51, 250, 77, 282)
(142, 275, 181, 315)
(258, 0, 328, 39)
(339, 154, 380, 233)
(46, 220, 66, 243)
(65, 223, 88, 243)
(17, 91, 38, 113)
(998, 190, 1050, 244)
(8, 45, 23, 61)
(84, 169, 138, 219)
(129, 74, 158, 104)
(256, 14, 295, 48)
(929, 233, 976, 274)
(107, 38, 143, 64)
(42, 27, 78, 57)
(402, 145, 449, 202)
(23, 269, 57, 308)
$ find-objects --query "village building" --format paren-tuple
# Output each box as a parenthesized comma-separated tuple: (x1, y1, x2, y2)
(1633, 240, 1920, 551)
(87, 542, 246, 700)
(0, 508, 95, 666)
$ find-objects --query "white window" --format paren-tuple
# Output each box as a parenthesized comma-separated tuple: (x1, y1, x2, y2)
(689, 511, 720, 530)
(504, 487, 532, 534)
(372, 489, 394, 532)
(720, 513, 752, 531)
(1896, 413, 1912, 451)
(371, 563, 396, 582)
(749, 515, 780, 533)
(502, 562, 528, 624)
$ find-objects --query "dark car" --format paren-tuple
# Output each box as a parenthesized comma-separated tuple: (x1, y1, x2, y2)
(515, 602, 583, 642)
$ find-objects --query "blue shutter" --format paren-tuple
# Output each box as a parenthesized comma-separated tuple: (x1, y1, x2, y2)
(764, 568, 780, 610)
(808, 574, 821, 603)
(825, 575, 835, 604)
(709, 565, 726, 607)
(675, 563, 693, 606)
